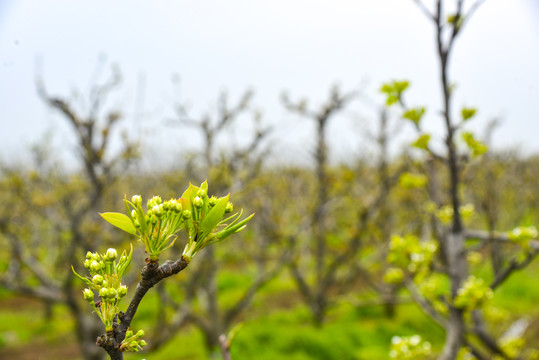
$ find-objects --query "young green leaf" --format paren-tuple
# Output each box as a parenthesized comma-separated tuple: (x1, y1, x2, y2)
(412, 134, 430, 151)
(100, 212, 137, 235)
(212, 213, 254, 244)
(199, 180, 208, 195)
(461, 107, 477, 121)
(115, 244, 133, 278)
(181, 182, 199, 201)
(72, 266, 94, 287)
(200, 195, 229, 239)
(403, 107, 426, 125)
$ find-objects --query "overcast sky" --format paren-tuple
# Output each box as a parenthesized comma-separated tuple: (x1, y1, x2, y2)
(1, 0, 538, 168)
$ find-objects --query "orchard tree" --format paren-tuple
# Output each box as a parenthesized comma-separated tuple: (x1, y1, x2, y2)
(0, 63, 138, 360)
(149, 87, 283, 358)
(382, 1, 539, 359)
(282, 85, 413, 325)
(344, 103, 414, 317)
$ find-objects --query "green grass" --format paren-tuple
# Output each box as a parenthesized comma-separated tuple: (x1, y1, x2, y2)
(0, 297, 75, 350)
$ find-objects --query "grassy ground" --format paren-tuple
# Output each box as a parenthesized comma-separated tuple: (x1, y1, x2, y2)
(1, 261, 538, 359)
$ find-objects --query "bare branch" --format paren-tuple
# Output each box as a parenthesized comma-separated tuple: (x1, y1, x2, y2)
(465, 229, 539, 250)
(460, 0, 488, 33)
(471, 310, 512, 359)
(289, 259, 313, 303)
(405, 279, 447, 328)
(490, 249, 539, 290)
(412, 0, 436, 22)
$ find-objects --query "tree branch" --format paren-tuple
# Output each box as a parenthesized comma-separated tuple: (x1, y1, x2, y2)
(405, 279, 447, 328)
(97, 257, 189, 359)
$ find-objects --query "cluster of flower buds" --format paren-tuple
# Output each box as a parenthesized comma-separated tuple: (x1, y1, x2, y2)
(120, 329, 147, 352)
(508, 226, 538, 251)
(453, 275, 493, 311)
(389, 335, 431, 359)
(383, 268, 404, 285)
(434, 203, 475, 225)
(385, 234, 438, 283)
(73, 246, 133, 331)
(123, 194, 187, 261)
(178, 181, 252, 262)
(100, 181, 252, 263)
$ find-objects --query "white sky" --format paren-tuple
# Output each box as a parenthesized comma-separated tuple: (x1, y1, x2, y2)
(0, 0, 538, 168)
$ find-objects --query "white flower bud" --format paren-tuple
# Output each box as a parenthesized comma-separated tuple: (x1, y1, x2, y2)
(152, 205, 163, 217)
(92, 274, 104, 286)
(147, 195, 162, 208)
(99, 287, 108, 299)
(90, 260, 101, 272)
(83, 288, 94, 302)
(131, 195, 142, 205)
(193, 196, 203, 208)
(108, 288, 118, 299)
(173, 201, 182, 213)
(105, 248, 117, 261)
(182, 210, 191, 219)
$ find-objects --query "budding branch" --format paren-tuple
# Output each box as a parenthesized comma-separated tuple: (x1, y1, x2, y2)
(97, 257, 189, 360)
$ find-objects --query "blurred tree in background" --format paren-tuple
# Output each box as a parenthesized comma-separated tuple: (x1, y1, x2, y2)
(1, 63, 139, 360)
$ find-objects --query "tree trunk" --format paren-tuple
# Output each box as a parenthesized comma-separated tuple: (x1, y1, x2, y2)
(439, 307, 465, 360)
(202, 330, 223, 360)
(311, 293, 327, 328)
(440, 231, 467, 360)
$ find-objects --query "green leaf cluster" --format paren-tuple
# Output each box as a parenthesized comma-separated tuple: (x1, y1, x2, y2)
(411, 134, 430, 151)
(399, 172, 428, 189)
(434, 203, 475, 225)
(386, 235, 438, 281)
(402, 107, 426, 125)
(462, 132, 488, 158)
(380, 80, 409, 106)
(461, 107, 477, 121)
(453, 275, 493, 311)
(508, 226, 538, 250)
